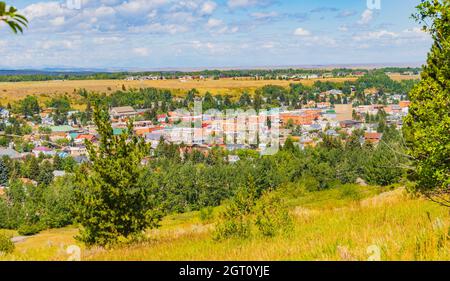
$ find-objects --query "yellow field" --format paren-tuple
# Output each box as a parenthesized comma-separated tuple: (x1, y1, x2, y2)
(0, 77, 357, 102)
(2, 187, 448, 261)
(0, 74, 420, 106)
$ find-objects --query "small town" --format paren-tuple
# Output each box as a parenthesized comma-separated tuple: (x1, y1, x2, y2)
(0, 83, 412, 188)
(0, 0, 448, 268)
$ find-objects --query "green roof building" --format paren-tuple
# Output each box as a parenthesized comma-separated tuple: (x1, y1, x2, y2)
(50, 125, 76, 133)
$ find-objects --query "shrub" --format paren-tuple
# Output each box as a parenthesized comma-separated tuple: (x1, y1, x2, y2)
(213, 182, 256, 241)
(0, 234, 14, 254)
(213, 216, 251, 241)
(339, 184, 363, 201)
(17, 224, 42, 236)
(254, 192, 293, 237)
(199, 206, 214, 223)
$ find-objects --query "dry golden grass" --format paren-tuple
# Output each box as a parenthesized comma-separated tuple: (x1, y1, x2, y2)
(0, 74, 418, 105)
(0, 77, 357, 104)
(1, 187, 448, 261)
(388, 74, 420, 81)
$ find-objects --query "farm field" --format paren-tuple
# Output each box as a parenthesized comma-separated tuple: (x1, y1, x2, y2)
(1, 186, 448, 261)
(0, 77, 357, 102)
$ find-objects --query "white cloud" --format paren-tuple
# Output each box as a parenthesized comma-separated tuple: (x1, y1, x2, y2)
(117, 0, 167, 14)
(93, 36, 124, 44)
(22, 2, 69, 20)
(358, 9, 373, 25)
(37, 39, 77, 50)
(200, 1, 217, 15)
(228, 0, 265, 9)
(206, 18, 223, 28)
(132, 47, 151, 56)
(94, 6, 116, 17)
(338, 25, 348, 32)
(293, 27, 311, 36)
(50, 16, 65, 26)
(250, 11, 278, 20)
(354, 30, 398, 41)
(128, 23, 187, 34)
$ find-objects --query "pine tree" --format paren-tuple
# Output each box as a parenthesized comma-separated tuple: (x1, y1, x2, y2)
(74, 104, 161, 246)
(403, 0, 450, 206)
(0, 159, 9, 186)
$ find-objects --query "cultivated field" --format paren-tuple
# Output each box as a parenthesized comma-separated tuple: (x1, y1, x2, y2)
(0, 77, 357, 104)
(1, 186, 448, 261)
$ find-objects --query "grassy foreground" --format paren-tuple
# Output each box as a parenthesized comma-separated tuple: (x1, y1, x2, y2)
(1, 186, 449, 261)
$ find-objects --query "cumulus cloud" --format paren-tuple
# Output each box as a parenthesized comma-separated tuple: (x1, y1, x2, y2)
(50, 16, 65, 26)
(358, 9, 373, 25)
(200, 1, 217, 15)
(206, 18, 223, 28)
(293, 27, 311, 36)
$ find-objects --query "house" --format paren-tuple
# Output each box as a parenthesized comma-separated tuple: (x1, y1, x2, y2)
(364, 132, 383, 144)
(0, 147, 22, 159)
(110, 106, 137, 119)
(399, 101, 411, 108)
(74, 134, 96, 146)
(50, 125, 76, 134)
(66, 146, 87, 157)
(0, 108, 10, 119)
(53, 170, 66, 178)
(32, 146, 55, 157)
(340, 120, 360, 129)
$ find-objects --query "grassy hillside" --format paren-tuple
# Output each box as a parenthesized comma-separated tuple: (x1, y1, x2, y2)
(1, 185, 448, 261)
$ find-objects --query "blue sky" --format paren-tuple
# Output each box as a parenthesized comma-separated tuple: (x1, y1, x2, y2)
(0, 0, 432, 69)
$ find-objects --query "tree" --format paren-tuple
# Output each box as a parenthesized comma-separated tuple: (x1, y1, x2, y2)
(0, 2, 28, 33)
(403, 0, 450, 206)
(74, 104, 161, 246)
(0, 158, 9, 186)
(19, 96, 40, 118)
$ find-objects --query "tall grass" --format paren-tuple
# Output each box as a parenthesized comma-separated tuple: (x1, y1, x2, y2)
(1, 186, 449, 261)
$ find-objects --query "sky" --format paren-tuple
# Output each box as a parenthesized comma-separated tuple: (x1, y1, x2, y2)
(0, 0, 432, 70)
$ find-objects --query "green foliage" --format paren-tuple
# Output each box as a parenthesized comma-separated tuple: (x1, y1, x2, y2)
(17, 224, 43, 236)
(0, 159, 9, 186)
(404, 0, 450, 206)
(0, 1, 28, 34)
(0, 234, 14, 254)
(40, 176, 76, 228)
(199, 206, 214, 223)
(17, 95, 40, 118)
(254, 191, 293, 237)
(74, 105, 162, 246)
(213, 179, 257, 241)
(214, 179, 293, 240)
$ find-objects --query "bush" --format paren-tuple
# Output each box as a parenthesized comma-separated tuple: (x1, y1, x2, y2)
(199, 206, 214, 223)
(339, 184, 363, 201)
(213, 216, 251, 241)
(0, 234, 14, 254)
(213, 183, 256, 241)
(17, 224, 42, 236)
(254, 192, 293, 237)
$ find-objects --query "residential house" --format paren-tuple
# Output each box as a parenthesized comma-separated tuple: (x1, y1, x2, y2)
(0, 147, 22, 159)
(32, 146, 55, 157)
(110, 106, 137, 119)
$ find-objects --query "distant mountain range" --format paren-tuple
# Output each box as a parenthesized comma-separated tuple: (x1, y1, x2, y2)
(0, 62, 424, 76)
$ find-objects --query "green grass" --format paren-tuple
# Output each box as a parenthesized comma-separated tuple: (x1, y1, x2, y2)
(1, 185, 449, 261)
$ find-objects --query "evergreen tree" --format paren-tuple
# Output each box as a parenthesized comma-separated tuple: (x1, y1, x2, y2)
(74, 105, 161, 246)
(0, 159, 9, 186)
(403, 0, 450, 206)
